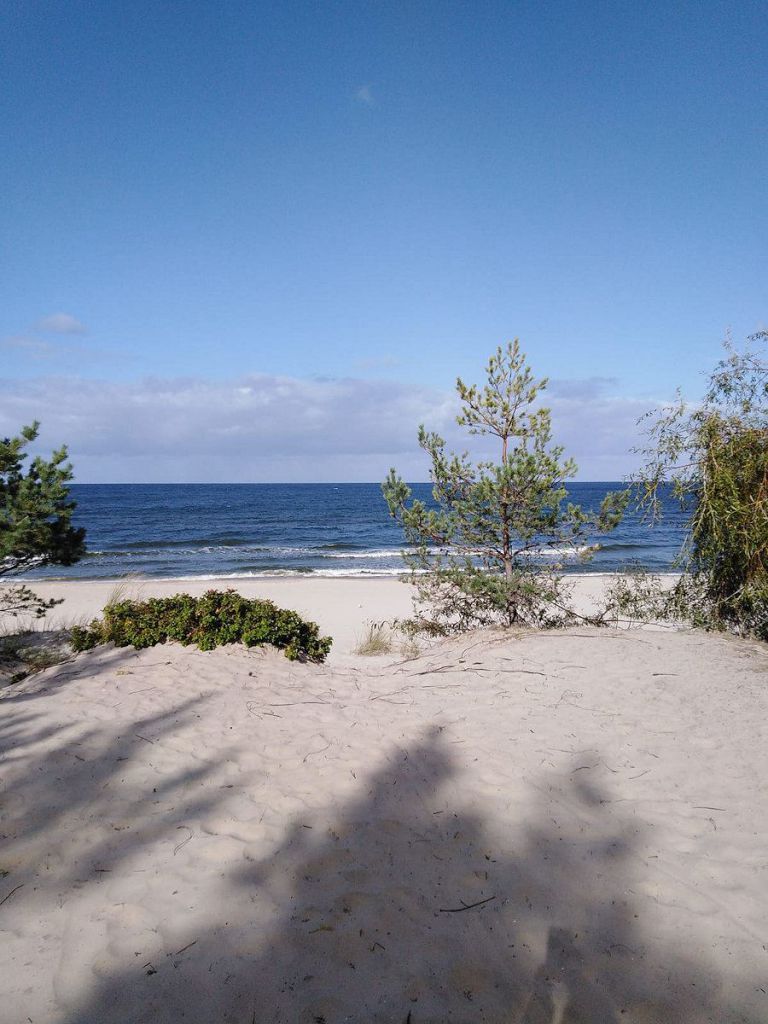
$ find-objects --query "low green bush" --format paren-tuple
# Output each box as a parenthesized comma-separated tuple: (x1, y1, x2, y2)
(70, 589, 332, 662)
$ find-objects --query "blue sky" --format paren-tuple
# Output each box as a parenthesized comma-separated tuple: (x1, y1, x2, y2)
(1, 1, 766, 481)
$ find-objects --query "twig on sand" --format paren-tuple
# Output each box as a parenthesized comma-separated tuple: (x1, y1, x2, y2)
(173, 825, 193, 855)
(369, 686, 411, 702)
(0, 883, 23, 908)
(266, 699, 330, 707)
(564, 632, 653, 645)
(439, 895, 496, 913)
(498, 661, 547, 675)
(173, 939, 198, 956)
(303, 738, 331, 763)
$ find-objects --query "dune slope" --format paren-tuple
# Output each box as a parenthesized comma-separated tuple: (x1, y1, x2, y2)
(1, 627, 766, 1023)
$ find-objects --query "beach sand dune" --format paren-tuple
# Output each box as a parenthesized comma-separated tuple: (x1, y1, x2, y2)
(0, 574, 667, 664)
(1, 626, 766, 1022)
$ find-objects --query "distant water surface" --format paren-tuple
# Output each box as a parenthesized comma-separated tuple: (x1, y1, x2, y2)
(29, 483, 687, 580)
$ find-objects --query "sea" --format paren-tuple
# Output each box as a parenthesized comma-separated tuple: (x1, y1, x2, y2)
(26, 483, 687, 581)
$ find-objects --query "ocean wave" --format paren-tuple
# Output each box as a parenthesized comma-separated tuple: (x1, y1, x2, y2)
(86, 545, 272, 557)
(528, 545, 598, 558)
(323, 548, 410, 559)
(84, 543, 594, 564)
(85, 544, 409, 561)
(46, 484, 684, 581)
(323, 545, 597, 560)
(158, 567, 416, 580)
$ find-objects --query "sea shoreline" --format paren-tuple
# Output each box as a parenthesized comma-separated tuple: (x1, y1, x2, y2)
(48, 482, 689, 578)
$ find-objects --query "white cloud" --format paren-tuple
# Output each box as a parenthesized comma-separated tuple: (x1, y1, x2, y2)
(0, 372, 656, 483)
(36, 312, 87, 335)
(547, 376, 619, 400)
(1, 335, 56, 358)
(548, 391, 654, 479)
(3, 329, 118, 365)
(355, 84, 374, 106)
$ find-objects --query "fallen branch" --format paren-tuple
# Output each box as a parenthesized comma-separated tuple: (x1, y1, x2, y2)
(0, 883, 24, 908)
(173, 825, 193, 856)
(266, 699, 330, 707)
(173, 939, 198, 956)
(439, 895, 496, 913)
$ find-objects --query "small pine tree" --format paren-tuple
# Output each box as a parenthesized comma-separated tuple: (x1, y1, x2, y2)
(1, 422, 86, 617)
(382, 341, 627, 632)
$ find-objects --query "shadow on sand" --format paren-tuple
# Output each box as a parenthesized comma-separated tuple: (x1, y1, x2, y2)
(2, 712, 750, 1024)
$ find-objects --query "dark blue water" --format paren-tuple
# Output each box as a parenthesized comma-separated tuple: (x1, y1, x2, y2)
(29, 483, 687, 580)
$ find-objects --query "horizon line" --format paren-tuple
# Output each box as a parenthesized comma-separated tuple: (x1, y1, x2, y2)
(69, 479, 632, 486)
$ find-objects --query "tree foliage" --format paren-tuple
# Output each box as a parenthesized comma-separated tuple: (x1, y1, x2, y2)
(382, 341, 627, 632)
(628, 332, 768, 640)
(1, 421, 86, 577)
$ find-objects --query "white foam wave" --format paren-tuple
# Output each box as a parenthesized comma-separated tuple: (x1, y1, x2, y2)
(82, 543, 597, 571)
(157, 567, 417, 580)
(87, 545, 411, 561)
(323, 548, 409, 559)
(529, 545, 598, 558)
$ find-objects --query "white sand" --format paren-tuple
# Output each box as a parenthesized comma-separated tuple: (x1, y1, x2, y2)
(2, 574, 643, 662)
(3, 576, 416, 660)
(1, 606, 766, 1022)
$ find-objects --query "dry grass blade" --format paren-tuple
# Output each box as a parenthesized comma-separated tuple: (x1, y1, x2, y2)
(354, 621, 393, 656)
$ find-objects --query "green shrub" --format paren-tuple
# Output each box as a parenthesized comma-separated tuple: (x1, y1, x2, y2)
(689, 421, 768, 638)
(634, 332, 768, 641)
(69, 589, 332, 662)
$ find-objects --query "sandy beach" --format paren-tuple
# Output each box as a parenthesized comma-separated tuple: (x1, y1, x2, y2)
(1, 577, 766, 1023)
(5, 1, 766, 1019)
(2, 574, 654, 663)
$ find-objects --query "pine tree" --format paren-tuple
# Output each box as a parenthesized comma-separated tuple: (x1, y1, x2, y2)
(382, 341, 627, 632)
(1, 422, 86, 599)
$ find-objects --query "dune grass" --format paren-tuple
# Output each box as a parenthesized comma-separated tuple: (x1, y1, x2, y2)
(354, 621, 394, 656)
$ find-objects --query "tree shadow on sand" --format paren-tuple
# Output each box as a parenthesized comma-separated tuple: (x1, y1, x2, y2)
(57, 726, 763, 1024)
(1, 647, 228, 899)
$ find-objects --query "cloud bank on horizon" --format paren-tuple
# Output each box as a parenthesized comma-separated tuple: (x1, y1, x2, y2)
(0, 370, 653, 483)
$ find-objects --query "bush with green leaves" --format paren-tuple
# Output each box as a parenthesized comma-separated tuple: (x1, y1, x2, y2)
(70, 589, 332, 662)
(628, 332, 768, 641)
(382, 341, 628, 632)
